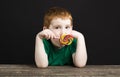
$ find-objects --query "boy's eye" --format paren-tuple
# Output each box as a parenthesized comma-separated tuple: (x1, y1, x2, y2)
(55, 27, 60, 29)
(66, 26, 70, 29)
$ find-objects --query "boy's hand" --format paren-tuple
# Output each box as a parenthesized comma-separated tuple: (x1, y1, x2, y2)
(38, 29, 58, 40)
(71, 30, 83, 39)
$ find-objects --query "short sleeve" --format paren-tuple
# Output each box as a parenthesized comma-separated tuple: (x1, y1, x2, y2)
(70, 38, 77, 54)
(42, 39, 50, 55)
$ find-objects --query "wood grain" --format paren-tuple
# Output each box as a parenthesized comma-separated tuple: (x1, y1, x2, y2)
(0, 64, 120, 77)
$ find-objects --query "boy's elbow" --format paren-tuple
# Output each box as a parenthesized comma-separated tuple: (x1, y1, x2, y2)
(75, 63, 86, 68)
(36, 64, 48, 68)
(74, 60, 87, 68)
(36, 63, 48, 68)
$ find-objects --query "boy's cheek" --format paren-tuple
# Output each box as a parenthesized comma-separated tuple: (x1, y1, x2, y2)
(49, 29, 60, 37)
(54, 32, 61, 38)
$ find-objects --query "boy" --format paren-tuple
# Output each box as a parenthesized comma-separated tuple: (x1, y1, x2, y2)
(35, 7, 87, 68)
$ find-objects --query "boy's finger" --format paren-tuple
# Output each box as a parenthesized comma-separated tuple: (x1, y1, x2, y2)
(46, 34, 50, 40)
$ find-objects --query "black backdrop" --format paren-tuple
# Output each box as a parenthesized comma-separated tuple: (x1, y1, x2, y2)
(0, 0, 120, 64)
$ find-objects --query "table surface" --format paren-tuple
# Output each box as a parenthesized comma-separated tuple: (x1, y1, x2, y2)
(0, 64, 120, 77)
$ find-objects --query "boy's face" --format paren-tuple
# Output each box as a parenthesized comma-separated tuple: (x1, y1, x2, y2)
(49, 18, 73, 37)
(48, 18, 73, 47)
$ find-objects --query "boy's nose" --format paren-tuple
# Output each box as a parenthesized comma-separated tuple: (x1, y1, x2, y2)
(60, 28, 66, 34)
(60, 30, 65, 35)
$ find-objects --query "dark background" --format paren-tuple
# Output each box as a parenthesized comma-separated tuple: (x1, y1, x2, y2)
(0, 0, 120, 65)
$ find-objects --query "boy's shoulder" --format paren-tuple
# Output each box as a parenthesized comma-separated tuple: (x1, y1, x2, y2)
(42, 39, 51, 45)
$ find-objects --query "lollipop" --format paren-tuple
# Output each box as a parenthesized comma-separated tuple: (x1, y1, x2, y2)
(60, 34, 73, 45)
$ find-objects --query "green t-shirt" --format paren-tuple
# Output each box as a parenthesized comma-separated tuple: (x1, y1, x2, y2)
(42, 38, 77, 66)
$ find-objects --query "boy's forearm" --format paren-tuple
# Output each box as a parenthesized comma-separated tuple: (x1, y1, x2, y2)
(73, 34, 87, 67)
(35, 34, 48, 68)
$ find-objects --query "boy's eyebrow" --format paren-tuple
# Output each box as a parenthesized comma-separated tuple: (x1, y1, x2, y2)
(64, 24, 72, 26)
(65, 24, 71, 26)
(52, 25, 61, 27)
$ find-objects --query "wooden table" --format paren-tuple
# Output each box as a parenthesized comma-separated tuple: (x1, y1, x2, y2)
(0, 64, 120, 77)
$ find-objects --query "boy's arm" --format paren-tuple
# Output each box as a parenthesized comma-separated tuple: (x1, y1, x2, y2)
(72, 30, 87, 67)
(35, 33, 48, 68)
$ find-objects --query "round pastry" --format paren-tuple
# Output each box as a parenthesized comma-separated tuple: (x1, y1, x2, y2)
(60, 34, 73, 45)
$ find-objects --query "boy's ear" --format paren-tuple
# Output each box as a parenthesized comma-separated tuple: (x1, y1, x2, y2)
(43, 26, 47, 30)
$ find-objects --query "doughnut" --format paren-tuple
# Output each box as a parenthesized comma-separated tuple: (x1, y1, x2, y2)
(60, 34, 73, 45)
